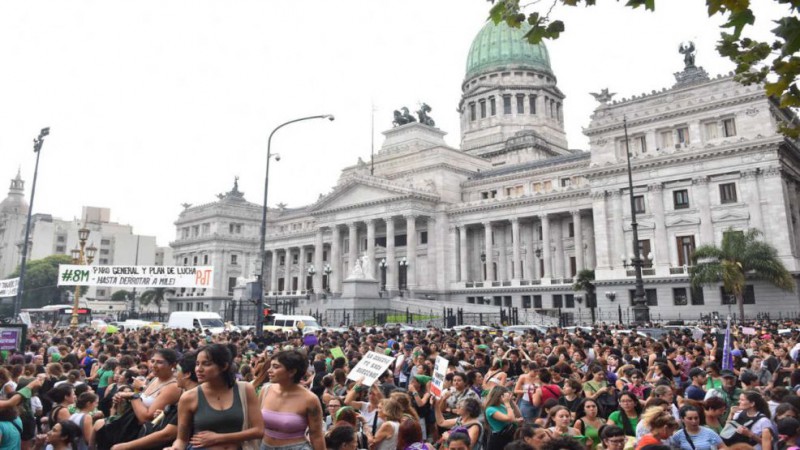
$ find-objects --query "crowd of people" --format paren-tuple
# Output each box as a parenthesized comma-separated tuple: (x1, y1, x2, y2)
(0, 319, 799, 450)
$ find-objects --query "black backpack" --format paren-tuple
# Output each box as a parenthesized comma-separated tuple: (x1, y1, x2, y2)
(94, 409, 143, 450)
(722, 412, 767, 447)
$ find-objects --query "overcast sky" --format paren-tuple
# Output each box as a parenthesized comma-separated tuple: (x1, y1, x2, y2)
(1, 1, 788, 247)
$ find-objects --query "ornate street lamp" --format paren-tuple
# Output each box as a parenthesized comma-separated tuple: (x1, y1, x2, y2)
(70, 226, 96, 329)
(257, 114, 334, 337)
(623, 117, 650, 324)
(323, 264, 332, 293)
(398, 256, 408, 294)
(307, 265, 316, 294)
(378, 258, 387, 291)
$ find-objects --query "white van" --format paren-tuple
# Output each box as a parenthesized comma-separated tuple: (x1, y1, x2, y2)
(167, 312, 226, 334)
(264, 314, 321, 334)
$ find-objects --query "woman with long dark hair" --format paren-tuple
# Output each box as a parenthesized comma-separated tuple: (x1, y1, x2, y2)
(724, 390, 773, 450)
(606, 392, 642, 438)
(43, 420, 82, 450)
(165, 344, 262, 450)
(671, 405, 725, 450)
(574, 398, 604, 449)
(485, 386, 521, 450)
(109, 352, 199, 450)
(114, 349, 181, 424)
(260, 349, 325, 450)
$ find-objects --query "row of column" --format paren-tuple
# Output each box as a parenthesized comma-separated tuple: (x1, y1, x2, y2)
(453, 210, 592, 283)
(266, 215, 430, 294)
(597, 173, 768, 270)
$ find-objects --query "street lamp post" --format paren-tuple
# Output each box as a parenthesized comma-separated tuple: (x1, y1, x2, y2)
(398, 256, 408, 295)
(379, 258, 387, 291)
(14, 127, 50, 321)
(323, 264, 332, 293)
(70, 227, 97, 329)
(622, 117, 650, 324)
(307, 265, 316, 296)
(257, 115, 334, 337)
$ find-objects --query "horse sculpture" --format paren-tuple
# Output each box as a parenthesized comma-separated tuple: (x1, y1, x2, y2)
(417, 103, 435, 127)
(392, 107, 417, 127)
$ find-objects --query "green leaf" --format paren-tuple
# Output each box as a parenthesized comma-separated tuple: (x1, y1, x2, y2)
(625, 0, 655, 10)
(722, 8, 755, 38)
(772, 16, 800, 55)
(707, 0, 725, 16)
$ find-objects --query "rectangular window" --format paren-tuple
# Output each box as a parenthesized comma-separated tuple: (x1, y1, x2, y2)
(565, 294, 575, 308)
(719, 182, 737, 204)
(677, 235, 696, 266)
(720, 285, 755, 304)
(231, 254, 238, 265)
(100, 248, 110, 255)
(504, 296, 512, 307)
(673, 287, 688, 305)
(552, 294, 563, 308)
(420, 231, 428, 245)
(638, 136, 647, 153)
(543, 180, 552, 192)
(673, 189, 690, 209)
(55, 246, 65, 253)
(480, 100, 486, 118)
(516, 95, 525, 114)
(634, 195, 646, 213)
(99, 258, 109, 265)
(629, 288, 658, 306)
(660, 130, 674, 148)
(568, 222, 575, 238)
(228, 277, 237, 295)
(101, 239, 111, 246)
(533, 295, 542, 309)
(529, 95, 537, 114)
(292, 253, 298, 264)
(394, 235, 407, 247)
(467, 297, 476, 304)
(493, 296, 502, 306)
(279, 256, 285, 266)
(490, 97, 496, 115)
(560, 178, 572, 188)
(723, 118, 737, 137)
(704, 122, 719, 140)
(532, 182, 542, 194)
(570, 257, 577, 277)
(677, 127, 690, 145)
(186, 303, 193, 311)
(323, 250, 328, 261)
(202, 223, 210, 235)
(375, 236, 387, 248)
(57, 235, 66, 243)
(503, 96, 512, 115)
(469, 103, 476, 121)
(203, 255, 208, 264)
(522, 295, 532, 309)
(306, 252, 312, 263)
(691, 285, 705, 305)
(196, 302, 204, 311)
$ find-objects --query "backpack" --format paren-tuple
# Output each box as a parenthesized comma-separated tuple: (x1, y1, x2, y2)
(722, 412, 767, 447)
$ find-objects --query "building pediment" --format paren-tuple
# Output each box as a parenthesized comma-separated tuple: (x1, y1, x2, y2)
(309, 174, 439, 214)
(665, 216, 701, 227)
(712, 210, 750, 222)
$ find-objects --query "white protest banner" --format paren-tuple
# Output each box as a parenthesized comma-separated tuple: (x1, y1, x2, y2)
(0, 277, 19, 298)
(57, 265, 214, 289)
(347, 351, 395, 386)
(741, 327, 756, 336)
(430, 356, 449, 397)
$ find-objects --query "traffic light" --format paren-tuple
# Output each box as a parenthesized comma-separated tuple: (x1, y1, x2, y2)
(263, 307, 273, 325)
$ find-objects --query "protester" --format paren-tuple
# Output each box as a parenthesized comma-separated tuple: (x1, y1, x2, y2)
(165, 344, 262, 450)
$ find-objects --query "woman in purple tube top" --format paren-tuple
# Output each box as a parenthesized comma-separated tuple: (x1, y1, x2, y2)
(260, 349, 325, 450)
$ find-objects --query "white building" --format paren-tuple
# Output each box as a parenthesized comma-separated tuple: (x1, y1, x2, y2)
(167, 22, 800, 322)
(0, 194, 160, 302)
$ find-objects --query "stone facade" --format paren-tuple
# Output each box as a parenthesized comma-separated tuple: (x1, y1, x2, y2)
(167, 25, 800, 322)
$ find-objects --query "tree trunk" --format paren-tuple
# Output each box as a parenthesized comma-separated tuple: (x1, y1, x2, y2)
(736, 291, 745, 324)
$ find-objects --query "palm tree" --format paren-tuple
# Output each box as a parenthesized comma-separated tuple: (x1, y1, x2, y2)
(572, 269, 596, 324)
(690, 228, 794, 322)
(138, 288, 174, 320)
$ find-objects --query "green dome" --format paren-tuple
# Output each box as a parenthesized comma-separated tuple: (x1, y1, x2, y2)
(465, 21, 552, 79)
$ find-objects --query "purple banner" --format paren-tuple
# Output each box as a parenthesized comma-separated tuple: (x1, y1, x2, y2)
(0, 329, 21, 351)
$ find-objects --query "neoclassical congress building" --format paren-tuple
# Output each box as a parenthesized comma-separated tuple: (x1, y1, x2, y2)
(168, 22, 800, 321)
